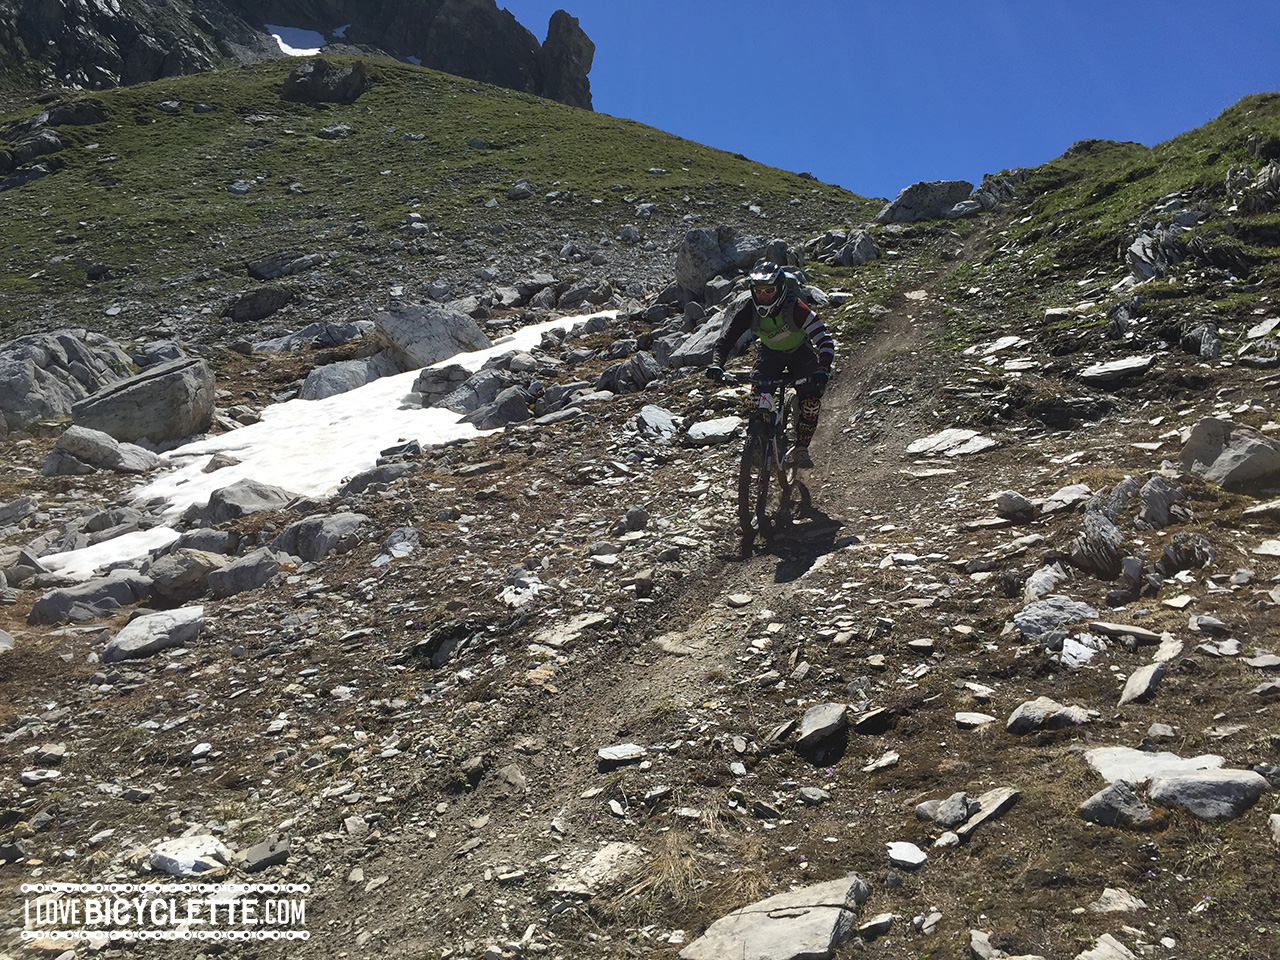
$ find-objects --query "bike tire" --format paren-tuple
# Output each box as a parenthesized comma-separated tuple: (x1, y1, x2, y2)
(770, 393, 799, 530)
(737, 429, 769, 548)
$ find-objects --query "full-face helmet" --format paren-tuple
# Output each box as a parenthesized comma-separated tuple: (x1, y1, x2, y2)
(748, 261, 787, 318)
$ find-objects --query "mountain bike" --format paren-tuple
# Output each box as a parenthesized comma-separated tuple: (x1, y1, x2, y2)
(724, 373, 812, 555)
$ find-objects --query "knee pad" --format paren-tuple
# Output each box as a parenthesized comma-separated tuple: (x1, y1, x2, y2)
(799, 395, 822, 423)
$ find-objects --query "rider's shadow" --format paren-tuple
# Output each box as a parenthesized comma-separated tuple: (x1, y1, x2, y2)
(770, 503, 844, 583)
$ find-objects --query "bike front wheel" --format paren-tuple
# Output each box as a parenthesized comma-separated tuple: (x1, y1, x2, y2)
(738, 431, 770, 550)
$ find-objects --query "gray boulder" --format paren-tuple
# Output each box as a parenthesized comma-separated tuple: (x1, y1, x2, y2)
(1148, 769, 1269, 820)
(0, 496, 38, 526)
(461, 386, 532, 429)
(635, 405, 680, 441)
(876, 180, 973, 223)
(1014, 595, 1097, 645)
(413, 363, 472, 404)
(45, 425, 160, 474)
(679, 873, 868, 960)
(674, 225, 768, 298)
(199, 479, 298, 525)
(248, 251, 322, 281)
(171, 528, 239, 555)
(598, 351, 662, 393)
(1119, 662, 1165, 706)
(102, 606, 204, 663)
(1181, 417, 1280, 491)
(796, 703, 848, 752)
(667, 311, 731, 368)
(12, 129, 63, 165)
(374, 303, 491, 369)
(300, 351, 403, 401)
(1086, 746, 1224, 785)
(72, 358, 214, 444)
(147, 549, 231, 605)
(281, 58, 369, 104)
(133, 341, 185, 367)
(836, 230, 881, 266)
(1138, 475, 1183, 528)
(253, 320, 375, 353)
(339, 463, 414, 496)
(1006, 696, 1090, 735)
(223, 286, 294, 323)
(207, 548, 286, 599)
(28, 572, 152, 625)
(271, 513, 368, 562)
(0, 329, 132, 434)
(1070, 511, 1125, 578)
(40, 449, 96, 476)
(1078, 780, 1153, 828)
(436, 369, 510, 414)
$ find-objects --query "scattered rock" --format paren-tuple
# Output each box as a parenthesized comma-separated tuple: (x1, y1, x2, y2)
(678, 873, 869, 960)
(1147, 769, 1269, 820)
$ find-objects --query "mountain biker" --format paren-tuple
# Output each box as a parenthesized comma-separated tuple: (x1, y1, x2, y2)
(705, 261, 835, 468)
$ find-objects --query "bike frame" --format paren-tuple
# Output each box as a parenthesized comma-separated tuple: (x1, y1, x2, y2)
(724, 373, 809, 553)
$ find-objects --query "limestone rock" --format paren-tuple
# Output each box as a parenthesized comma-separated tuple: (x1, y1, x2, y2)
(281, 58, 369, 104)
(147, 549, 230, 605)
(271, 514, 368, 562)
(207, 548, 286, 599)
(1118, 662, 1164, 705)
(679, 873, 868, 960)
(1088, 888, 1147, 913)
(72, 358, 214, 444)
(199, 478, 298, 525)
(28, 572, 152, 625)
(150, 835, 233, 878)
(876, 180, 973, 223)
(102, 606, 203, 662)
(301, 351, 403, 400)
(795, 703, 848, 752)
(373, 303, 491, 369)
(1007, 696, 1089, 735)
(1078, 780, 1153, 828)
(46, 425, 160, 474)
(1147, 769, 1269, 820)
(1181, 417, 1280, 491)
(546, 842, 643, 896)
(1075, 933, 1138, 960)
(0, 329, 132, 434)
(675, 225, 768, 298)
(1085, 746, 1224, 785)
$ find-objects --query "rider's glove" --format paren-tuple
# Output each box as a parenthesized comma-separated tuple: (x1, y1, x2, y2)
(813, 368, 830, 396)
(705, 365, 725, 382)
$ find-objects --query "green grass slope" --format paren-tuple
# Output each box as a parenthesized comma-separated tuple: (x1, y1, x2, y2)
(0, 57, 873, 337)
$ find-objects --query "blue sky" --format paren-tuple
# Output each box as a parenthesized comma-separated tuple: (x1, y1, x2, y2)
(498, 1, 1280, 200)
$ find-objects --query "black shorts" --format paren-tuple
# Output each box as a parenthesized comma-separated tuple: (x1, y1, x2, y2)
(751, 343, 822, 399)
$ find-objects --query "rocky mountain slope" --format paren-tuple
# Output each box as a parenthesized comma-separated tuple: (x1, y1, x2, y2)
(0, 0, 594, 109)
(2, 59, 1280, 960)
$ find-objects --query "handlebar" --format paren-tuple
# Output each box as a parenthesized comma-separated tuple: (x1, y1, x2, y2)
(720, 373, 811, 389)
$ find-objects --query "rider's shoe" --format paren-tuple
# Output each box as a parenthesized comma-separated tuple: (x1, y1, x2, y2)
(784, 445, 813, 469)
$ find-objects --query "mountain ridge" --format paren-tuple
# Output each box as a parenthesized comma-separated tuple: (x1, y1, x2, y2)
(0, 0, 595, 109)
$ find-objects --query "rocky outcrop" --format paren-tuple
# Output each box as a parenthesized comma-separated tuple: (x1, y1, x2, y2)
(280, 57, 369, 104)
(539, 10, 594, 110)
(71, 358, 215, 445)
(0, 330, 132, 435)
(0, 1, 593, 108)
(876, 180, 974, 223)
